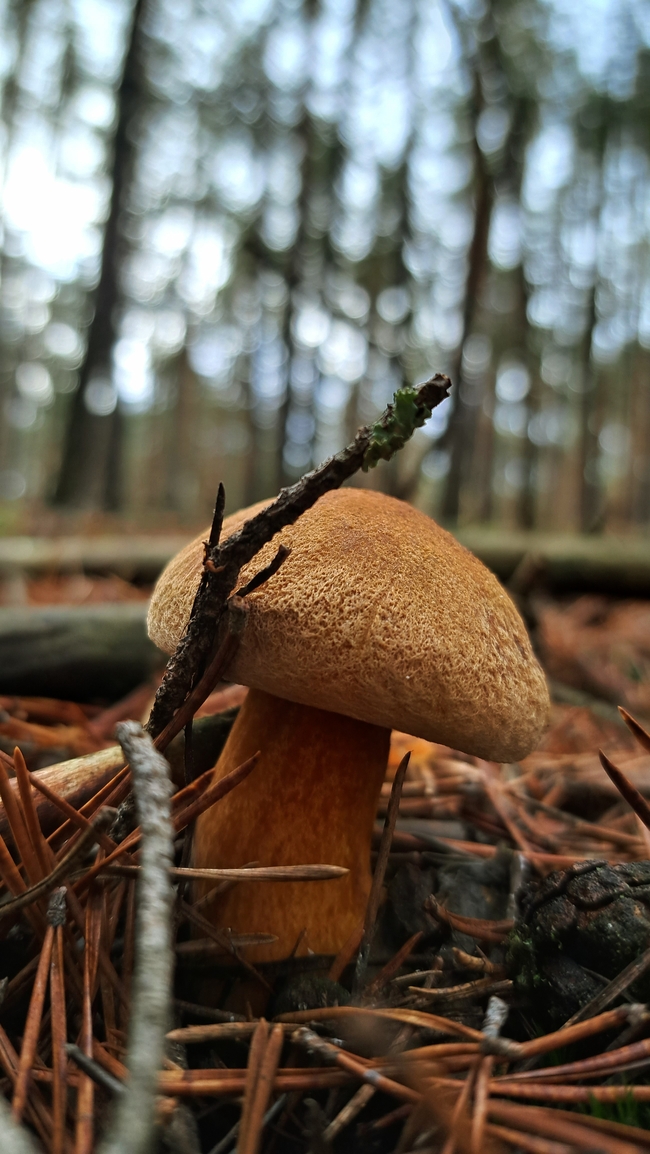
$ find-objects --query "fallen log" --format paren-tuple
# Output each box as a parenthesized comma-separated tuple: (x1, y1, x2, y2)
(0, 605, 161, 700)
(0, 710, 240, 843)
(455, 528, 650, 596)
(2, 531, 650, 594)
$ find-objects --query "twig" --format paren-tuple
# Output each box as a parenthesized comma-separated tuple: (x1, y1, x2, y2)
(152, 595, 249, 754)
(0, 809, 114, 921)
(328, 921, 364, 983)
(424, 898, 513, 943)
(354, 752, 410, 992)
(237, 1020, 268, 1152)
(147, 376, 450, 738)
(323, 1084, 376, 1144)
(50, 913, 67, 1154)
(207, 1094, 287, 1154)
(98, 722, 174, 1154)
(470, 997, 509, 1154)
(291, 1028, 420, 1104)
(562, 945, 650, 1027)
(11, 921, 55, 1121)
(619, 707, 650, 754)
(238, 1023, 284, 1154)
(599, 750, 650, 831)
(65, 1045, 125, 1097)
(365, 931, 423, 997)
(179, 899, 272, 992)
(103, 863, 348, 883)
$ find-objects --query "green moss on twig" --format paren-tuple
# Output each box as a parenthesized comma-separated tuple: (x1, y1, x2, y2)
(363, 386, 436, 470)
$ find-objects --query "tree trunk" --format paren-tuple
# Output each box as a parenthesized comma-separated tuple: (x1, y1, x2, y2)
(440, 126, 493, 524)
(52, 0, 146, 510)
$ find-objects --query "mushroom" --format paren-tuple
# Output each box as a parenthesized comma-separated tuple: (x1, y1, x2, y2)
(148, 488, 549, 962)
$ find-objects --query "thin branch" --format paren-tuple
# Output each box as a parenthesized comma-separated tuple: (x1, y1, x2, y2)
(0, 809, 114, 922)
(599, 750, 650, 831)
(354, 751, 410, 992)
(98, 722, 174, 1154)
(147, 375, 450, 737)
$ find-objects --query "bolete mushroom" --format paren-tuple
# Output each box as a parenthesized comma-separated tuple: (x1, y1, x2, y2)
(148, 488, 549, 962)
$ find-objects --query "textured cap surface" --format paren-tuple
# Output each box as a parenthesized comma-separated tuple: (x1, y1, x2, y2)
(148, 488, 549, 761)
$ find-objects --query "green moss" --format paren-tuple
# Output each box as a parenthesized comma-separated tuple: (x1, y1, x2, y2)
(505, 926, 543, 993)
(580, 1090, 650, 1129)
(363, 387, 433, 470)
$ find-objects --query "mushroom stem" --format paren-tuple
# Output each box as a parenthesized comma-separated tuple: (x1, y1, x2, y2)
(192, 689, 391, 962)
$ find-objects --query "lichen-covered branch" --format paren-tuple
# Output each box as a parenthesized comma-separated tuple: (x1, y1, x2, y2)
(147, 375, 450, 737)
(99, 722, 174, 1154)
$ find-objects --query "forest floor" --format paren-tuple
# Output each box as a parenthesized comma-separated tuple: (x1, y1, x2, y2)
(3, 582, 650, 1152)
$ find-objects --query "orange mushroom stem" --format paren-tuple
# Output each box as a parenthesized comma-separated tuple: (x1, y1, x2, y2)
(193, 688, 389, 962)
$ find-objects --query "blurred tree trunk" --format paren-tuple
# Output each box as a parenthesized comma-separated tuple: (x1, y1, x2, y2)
(578, 283, 602, 532)
(163, 349, 199, 521)
(440, 89, 493, 525)
(52, 0, 146, 510)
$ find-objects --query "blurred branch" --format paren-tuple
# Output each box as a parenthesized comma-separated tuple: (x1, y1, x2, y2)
(99, 721, 174, 1154)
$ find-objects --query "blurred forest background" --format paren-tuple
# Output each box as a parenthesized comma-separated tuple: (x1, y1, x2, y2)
(0, 0, 649, 535)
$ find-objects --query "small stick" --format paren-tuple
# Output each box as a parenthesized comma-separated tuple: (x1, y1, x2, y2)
(498, 1034, 650, 1084)
(424, 897, 513, 942)
(76, 752, 259, 891)
(291, 1028, 420, 1104)
(365, 930, 423, 996)
(242, 1022, 284, 1152)
(166, 1022, 294, 1044)
(208, 1094, 286, 1154)
(104, 862, 348, 883)
(75, 890, 99, 1154)
(119, 882, 136, 1029)
(28, 770, 123, 858)
(274, 1005, 486, 1042)
(410, 978, 513, 1004)
(488, 1081, 650, 1104)
(599, 750, 650, 831)
(324, 1084, 376, 1143)
(0, 809, 114, 921)
(619, 707, 650, 754)
(470, 996, 509, 1154)
(13, 748, 52, 877)
(440, 1059, 478, 1154)
(12, 921, 56, 1121)
(171, 751, 260, 832)
(562, 945, 650, 1027)
(50, 908, 68, 1154)
(0, 758, 44, 887)
(328, 921, 364, 983)
(180, 899, 272, 991)
(487, 1100, 646, 1154)
(485, 1122, 573, 1153)
(47, 766, 129, 851)
(238, 1020, 268, 1152)
(354, 752, 410, 992)
(66, 1045, 125, 1097)
(517, 1005, 642, 1059)
(97, 723, 175, 1154)
(0, 1026, 53, 1151)
(153, 596, 249, 753)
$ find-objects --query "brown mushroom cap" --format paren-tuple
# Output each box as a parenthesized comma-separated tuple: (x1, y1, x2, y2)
(148, 488, 549, 762)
